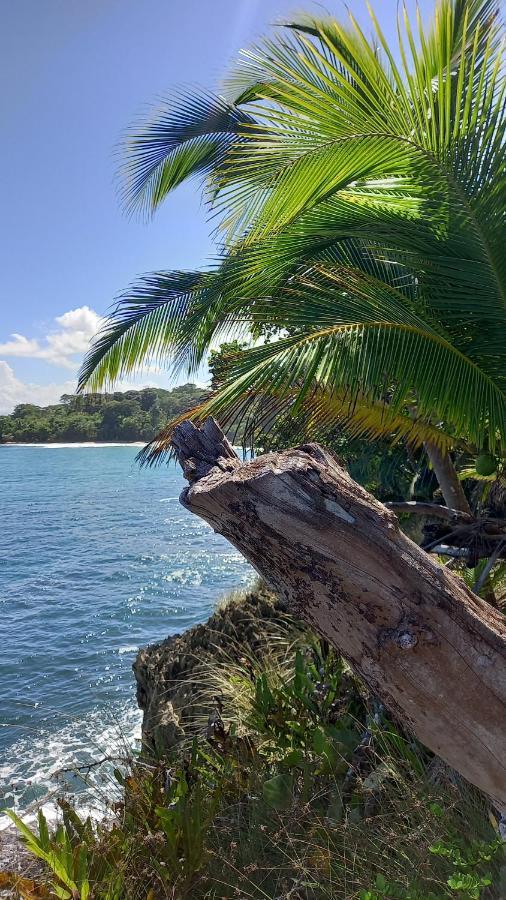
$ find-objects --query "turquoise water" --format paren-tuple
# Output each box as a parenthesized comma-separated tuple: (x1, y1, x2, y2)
(0, 444, 252, 818)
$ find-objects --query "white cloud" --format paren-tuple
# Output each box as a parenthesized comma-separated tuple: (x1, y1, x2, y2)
(0, 306, 103, 370)
(0, 360, 202, 415)
(0, 305, 211, 415)
(0, 361, 77, 414)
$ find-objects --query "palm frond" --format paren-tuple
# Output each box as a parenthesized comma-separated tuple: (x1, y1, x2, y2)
(120, 91, 255, 216)
(139, 312, 506, 465)
(201, 322, 506, 451)
(77, 271, 219, 391)
(138, 384, 461, 468)
(81, 0, 505, 471)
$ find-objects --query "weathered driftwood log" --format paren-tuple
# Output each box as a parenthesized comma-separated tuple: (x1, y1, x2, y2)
(171, 419, 506, 808)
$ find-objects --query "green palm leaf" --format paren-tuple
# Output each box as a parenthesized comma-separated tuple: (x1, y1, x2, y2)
(79, 0, 506, 474)
(120, 91, 255, 216)
(78, 271, 216, 391)
(196, 321, 505, 450)
(138, 379, 463, 467)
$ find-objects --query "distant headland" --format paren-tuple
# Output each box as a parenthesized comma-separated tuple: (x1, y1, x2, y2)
(0, 384, 206, 444)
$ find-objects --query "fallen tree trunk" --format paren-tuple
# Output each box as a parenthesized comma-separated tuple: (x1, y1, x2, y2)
(171, 419, 506, 808)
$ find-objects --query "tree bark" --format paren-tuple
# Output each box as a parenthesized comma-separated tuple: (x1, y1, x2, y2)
(424, 441, 472, 516)
(172, 419, 506, 808)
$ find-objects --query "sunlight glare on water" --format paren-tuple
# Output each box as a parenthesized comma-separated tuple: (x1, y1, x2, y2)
(0, 444, 252, 817)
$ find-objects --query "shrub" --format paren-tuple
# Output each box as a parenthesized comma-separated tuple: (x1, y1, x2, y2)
(2, 635, 504, 898)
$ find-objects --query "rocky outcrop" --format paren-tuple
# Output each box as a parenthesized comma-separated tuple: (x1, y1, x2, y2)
(133, 584, 292, 755)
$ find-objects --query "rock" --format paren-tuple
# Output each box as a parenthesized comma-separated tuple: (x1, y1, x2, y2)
(133, 583, 291, 755)
(0, 826, 46, 898)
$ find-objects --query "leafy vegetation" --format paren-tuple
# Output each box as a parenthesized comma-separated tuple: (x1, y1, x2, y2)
(78, 0, 505, 473)
(209, 341, 429, 501)
(5, 0, 505, 895)
(2, 612, 504, 898)
(0, 385, 205, 444)
(210, 340, 506, 593)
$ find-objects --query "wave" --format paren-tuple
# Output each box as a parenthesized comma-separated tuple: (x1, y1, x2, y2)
(0, 703, 142, 830)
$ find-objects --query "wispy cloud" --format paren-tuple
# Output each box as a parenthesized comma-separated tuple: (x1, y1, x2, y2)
(0, 306, 103, 369)
(0, 360, 180, 415)
(0, 360, 77, 414)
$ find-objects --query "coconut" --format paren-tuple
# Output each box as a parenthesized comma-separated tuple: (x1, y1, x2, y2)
(475, 453, 497, 477)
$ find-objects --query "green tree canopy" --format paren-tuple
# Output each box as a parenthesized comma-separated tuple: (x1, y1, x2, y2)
(78, 0, 505, 469)
(0, 386, 205, 445)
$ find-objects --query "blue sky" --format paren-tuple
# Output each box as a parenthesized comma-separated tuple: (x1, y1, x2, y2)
(1, 0, 433, 413)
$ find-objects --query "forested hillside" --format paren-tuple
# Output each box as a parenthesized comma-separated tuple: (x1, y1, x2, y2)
(0, 384, 206, 443)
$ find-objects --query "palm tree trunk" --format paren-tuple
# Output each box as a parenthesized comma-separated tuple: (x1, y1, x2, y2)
(171, 419, 506, 808)
(424, 442, 471, 516)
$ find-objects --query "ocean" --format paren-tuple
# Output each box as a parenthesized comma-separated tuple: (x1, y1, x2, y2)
(0, 444, 252, 823)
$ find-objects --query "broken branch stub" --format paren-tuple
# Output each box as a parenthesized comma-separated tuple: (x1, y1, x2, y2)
(171, 419, 506, 807)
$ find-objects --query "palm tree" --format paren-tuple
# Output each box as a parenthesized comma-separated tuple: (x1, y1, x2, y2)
(79, 0, 505, 519)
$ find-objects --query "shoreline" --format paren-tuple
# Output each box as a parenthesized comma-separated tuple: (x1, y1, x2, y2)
(0, 441, 146, 448)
